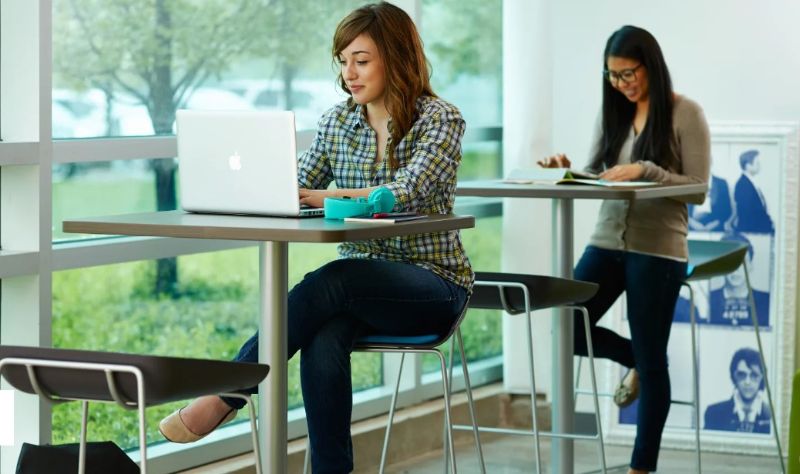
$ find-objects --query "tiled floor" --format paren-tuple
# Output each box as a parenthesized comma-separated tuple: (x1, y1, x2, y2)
(383, 435, 784, 473)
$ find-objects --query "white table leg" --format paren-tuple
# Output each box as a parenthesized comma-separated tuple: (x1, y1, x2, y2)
(259, 242, 288, 473)
(552, 199, 575, 474)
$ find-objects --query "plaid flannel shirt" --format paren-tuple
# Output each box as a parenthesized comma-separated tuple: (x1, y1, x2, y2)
(297, 95, 474, 289)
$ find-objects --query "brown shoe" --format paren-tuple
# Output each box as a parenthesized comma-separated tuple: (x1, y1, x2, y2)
(159, 407, 236, 443)
(613, 368, 640, 408)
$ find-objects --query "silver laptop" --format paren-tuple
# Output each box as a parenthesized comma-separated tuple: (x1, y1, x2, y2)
(177, 109, 324, 217)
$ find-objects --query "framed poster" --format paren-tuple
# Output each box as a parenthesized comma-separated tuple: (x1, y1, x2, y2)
(605, 121, 799, 453)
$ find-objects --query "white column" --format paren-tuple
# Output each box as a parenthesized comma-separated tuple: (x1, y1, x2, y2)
(0, 1, 52, 472)
(501, 0, 555, 396)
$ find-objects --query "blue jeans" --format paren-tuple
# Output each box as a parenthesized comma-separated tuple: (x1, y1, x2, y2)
(573, 246, 686, 472)
(223, 258, 468, 474)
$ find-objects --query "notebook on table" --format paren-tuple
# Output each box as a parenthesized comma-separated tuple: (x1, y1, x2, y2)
(177, 109, 324, 217)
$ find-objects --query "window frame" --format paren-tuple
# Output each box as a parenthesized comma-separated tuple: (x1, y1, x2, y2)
(1, 0, 504, 471)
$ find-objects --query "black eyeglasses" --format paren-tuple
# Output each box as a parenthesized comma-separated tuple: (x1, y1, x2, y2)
(603, 63, 643, 85)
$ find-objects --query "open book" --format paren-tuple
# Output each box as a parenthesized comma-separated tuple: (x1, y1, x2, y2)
(502, 168, 657, 187)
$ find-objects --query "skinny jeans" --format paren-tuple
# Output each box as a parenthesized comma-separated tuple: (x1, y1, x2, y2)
(573, 245, 686, 472)
(223, 258, 468, 474)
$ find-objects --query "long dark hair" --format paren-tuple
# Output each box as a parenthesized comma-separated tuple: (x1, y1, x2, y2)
(333, 2, 435, 169)
(589, 25, 678, 172)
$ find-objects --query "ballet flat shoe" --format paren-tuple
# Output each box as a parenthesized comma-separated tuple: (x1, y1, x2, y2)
(613, 368, 640, 408)
(159, 407, 236, 443)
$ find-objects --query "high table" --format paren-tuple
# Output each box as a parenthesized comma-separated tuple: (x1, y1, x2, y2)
(457, 181, 707, 474)
(63, 210, 475, 473)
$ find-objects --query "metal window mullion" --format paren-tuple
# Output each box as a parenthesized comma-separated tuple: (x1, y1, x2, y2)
(50, 127, 499, 165)
(52, 236, 256, 271)
(52, 130, 317, 164)
(0, 251, 39, 278)
(0, 143, 39, 166)
(38, 0, 55, 451)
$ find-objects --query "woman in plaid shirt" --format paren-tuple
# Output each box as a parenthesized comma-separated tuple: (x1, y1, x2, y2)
(160, 3, 473, 472)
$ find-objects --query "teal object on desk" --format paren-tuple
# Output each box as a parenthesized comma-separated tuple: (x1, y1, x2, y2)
(324, 187, 395, 219)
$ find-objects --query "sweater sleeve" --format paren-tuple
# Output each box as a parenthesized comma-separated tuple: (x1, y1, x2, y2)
(639, 98, 710, 204)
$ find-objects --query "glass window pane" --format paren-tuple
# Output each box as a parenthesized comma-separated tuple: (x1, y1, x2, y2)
(51, 245, 381, 448)
(459, 142, 503, 181)
(421, 0, 502, 128)
(53, 158, 176, 242)
(52, 1, 363, 139)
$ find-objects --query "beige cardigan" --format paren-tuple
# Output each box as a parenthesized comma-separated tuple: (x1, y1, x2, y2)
(586, 95, 711, 260)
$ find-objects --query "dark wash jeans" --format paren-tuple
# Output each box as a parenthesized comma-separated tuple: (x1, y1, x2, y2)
(223, 258, 468, 474)
(573, 246, 686, 472)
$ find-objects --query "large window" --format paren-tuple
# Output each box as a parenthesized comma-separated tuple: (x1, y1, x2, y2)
(52, 0, 360, 139)
(36, 0, 506, 469)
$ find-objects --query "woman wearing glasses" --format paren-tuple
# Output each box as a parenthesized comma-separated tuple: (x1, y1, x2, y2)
(540, 25, 710, 474)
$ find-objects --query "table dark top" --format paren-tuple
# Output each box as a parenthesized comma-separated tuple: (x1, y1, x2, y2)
(457, 180, 707, 200)
(63, 210, 475, 243)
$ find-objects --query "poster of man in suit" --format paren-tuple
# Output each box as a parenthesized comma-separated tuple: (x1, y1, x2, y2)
(704, 346, 772, 433)
(733, 150, 774, 234)
(673, 145, 775, 328)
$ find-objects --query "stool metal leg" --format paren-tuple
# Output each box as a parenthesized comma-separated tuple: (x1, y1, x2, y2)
(444, 338, 456, 474)
(435, 349, 458, 473)
(303, 440, 311, 474)
(522, 291, 543, 474)
(743, 265, 786, 474)
(378, 352, 406, 474)
(686, 283, 702, 474)
(219, 393, 263, 474)
(79, 400, 89, 474)
(134, 371, 148, 474)
(574, 356, 583, 406)
(244, 395, 263, 474)
(456, 329, 486, 473)
(574, 305, 607, 474)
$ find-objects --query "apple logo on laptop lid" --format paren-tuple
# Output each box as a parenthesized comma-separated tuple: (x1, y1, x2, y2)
(228, 151, 242, 171)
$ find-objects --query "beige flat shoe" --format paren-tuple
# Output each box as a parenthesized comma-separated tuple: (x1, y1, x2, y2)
(613, 368, 640, 408)
(159, 406, 236, 443)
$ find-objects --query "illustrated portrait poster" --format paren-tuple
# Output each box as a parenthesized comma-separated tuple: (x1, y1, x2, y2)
(606, 122, 798, 453)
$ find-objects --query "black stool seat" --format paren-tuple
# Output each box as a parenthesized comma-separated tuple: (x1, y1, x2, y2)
(0, 345, 269, 406)
(471, 271, 599, 314)
(686, 240, 748, 281)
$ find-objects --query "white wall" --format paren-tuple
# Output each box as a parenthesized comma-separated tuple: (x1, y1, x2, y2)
(551, 0, 800, 162)
(503, 0, 800, 396)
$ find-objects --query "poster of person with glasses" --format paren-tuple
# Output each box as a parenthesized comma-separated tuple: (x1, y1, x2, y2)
(703, 346, 772, 433)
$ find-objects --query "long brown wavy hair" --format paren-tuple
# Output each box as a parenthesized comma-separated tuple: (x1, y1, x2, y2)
(333, 2, 435, 169)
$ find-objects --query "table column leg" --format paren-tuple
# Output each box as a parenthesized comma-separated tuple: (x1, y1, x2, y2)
(552, 198, 575, 474)
(259, 242, 288, 473)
